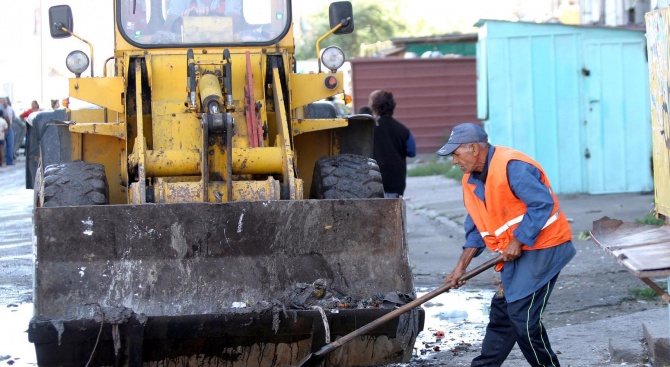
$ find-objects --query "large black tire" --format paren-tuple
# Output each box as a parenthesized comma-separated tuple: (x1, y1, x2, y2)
(41, 161, 109, 207)
(310, 154, 384, 199)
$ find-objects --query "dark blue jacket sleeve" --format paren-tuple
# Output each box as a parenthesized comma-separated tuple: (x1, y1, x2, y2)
(406, 132, 416, 158)
(463, 213, 486, 256)
(507, 160, 554, 247)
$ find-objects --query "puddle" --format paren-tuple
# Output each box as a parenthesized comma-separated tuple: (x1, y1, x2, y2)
(0, 303, 36, 366)
(412, 287, 493, 360)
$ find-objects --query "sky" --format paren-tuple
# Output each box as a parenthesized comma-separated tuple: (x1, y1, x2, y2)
(0, 0, 550, 113)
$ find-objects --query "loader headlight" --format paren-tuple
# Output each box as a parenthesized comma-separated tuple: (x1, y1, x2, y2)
(321, 46, 345, 72)
(65, 50, 89, 77)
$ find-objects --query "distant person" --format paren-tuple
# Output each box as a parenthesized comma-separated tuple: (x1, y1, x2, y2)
(1, 97, 15, 166)
(12, 112, 25, 159)
(20, 100, 41, 160)
(357, 105, 373, 115)
(50, 99, 60, 110)
(164, 0, 243, 32)
(20, 100, 40, 122)
(369, 90, 416, 197)
(437, 122, 576, 367)
(0, 110, 6, 167)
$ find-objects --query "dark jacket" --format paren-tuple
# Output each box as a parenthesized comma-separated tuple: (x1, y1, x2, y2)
(373, 116, 411, 195)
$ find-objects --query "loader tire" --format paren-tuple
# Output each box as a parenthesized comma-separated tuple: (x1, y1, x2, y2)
(42, 161, 109, 207)
(311, 154, 384, 199)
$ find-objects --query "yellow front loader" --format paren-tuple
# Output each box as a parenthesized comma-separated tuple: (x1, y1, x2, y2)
(26, 1, 422, 366)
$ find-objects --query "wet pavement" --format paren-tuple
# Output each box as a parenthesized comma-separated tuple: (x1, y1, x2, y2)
(0, 156, 36, 366)
(412, 289, 494, 360)
(0, 303, 35, 366)
(0, 157, 33, 308)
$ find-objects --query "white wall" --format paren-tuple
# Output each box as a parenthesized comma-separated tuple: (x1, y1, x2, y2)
(0, 0, 114, 113)
(579, 0, 651, 25)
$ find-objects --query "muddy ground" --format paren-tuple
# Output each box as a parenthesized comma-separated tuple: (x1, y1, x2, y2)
(0, 157, 665, 366)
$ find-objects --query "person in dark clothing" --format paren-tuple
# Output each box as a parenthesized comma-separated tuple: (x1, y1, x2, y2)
(369, 90, 416, 197)
(357, 105, 373, 115)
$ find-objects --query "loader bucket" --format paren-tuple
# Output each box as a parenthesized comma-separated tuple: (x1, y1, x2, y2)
(28, 199, 423, 366)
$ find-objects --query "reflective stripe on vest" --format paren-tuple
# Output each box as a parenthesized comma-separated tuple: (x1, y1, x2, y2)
(480, 210, 561, 239)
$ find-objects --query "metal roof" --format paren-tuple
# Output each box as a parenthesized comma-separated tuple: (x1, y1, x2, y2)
(350, 57, 478, 155)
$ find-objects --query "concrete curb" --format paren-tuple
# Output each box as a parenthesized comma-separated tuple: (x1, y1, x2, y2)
(644, 315, 670, 366)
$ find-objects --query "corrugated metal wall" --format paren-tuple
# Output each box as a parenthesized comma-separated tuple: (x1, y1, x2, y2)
(478, 20, 652, 195)
(350, 57, 478, 154)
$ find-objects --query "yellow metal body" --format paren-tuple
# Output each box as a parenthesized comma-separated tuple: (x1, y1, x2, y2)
(61, 5, 352, 205)
(31, 4, 420, 367)
(647, 8, 670, 216)
(67, 108, 127, 204)
(69, 77, 124, 112)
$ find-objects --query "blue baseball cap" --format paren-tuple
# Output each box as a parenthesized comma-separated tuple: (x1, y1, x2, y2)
(436, 123, 488, 156)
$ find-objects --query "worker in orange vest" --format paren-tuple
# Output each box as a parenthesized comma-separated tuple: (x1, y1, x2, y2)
(438, 122, 576, 367)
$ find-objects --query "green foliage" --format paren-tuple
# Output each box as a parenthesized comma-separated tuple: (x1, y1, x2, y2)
(407, 160, 464, 181)
(407, 161, 448, 177)
(635, 213, 665, 226)
(295, 1, 408, 60)
(577, 230, 591, 241)
(444, 164, 465, 181)
(629, 284, 665, 301)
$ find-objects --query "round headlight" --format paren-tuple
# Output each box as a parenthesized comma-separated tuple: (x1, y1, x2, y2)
(66, 50, 90, 77)
(321, 46, 345, 72)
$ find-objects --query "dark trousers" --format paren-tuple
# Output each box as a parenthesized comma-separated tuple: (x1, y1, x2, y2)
(471, 276, 560, 367)
(5, 127, 13, 165)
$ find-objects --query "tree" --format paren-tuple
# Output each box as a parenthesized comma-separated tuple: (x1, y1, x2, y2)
(295, 1, 407, 61)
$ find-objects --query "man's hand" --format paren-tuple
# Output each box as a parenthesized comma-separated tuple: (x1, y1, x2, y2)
(445, 247, 479, 288)
(502, 237, 523, 262)
(444, 267, 466, 288)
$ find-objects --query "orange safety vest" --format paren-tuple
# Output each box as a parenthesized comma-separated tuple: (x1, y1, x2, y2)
(462, 147, 572, 270)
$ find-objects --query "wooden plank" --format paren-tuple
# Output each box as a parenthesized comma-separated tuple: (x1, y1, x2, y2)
(611, 243, 670, 274)
(591, 217, 670, 277)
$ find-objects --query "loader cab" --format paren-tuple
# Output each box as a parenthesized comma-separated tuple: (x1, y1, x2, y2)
(49, 1, 292, 48)
(116, 0, 291, 47)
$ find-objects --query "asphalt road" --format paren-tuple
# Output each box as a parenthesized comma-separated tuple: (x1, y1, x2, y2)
(0, 156, 33, 307)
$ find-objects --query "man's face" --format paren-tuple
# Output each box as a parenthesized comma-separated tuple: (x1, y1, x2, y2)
(0, 98, 6, 107)
(451, 143, 484, 174)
